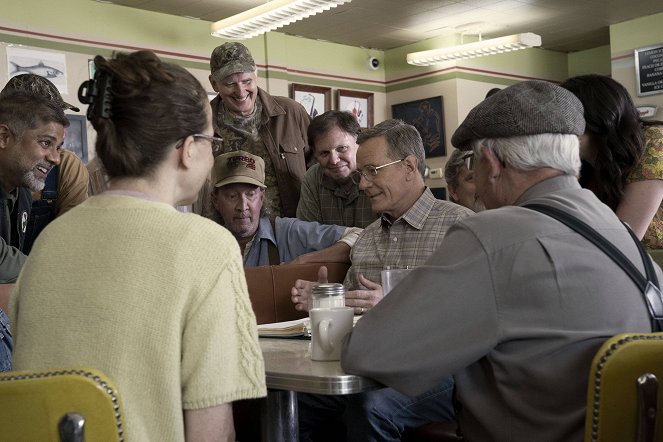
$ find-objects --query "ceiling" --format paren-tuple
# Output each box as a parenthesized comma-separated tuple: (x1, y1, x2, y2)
(104, 0, 663, 52)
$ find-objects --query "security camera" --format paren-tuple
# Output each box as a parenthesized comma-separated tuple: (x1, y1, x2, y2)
(368, 57, 380, 70)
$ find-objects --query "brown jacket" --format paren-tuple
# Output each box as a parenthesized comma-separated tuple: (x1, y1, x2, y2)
(211, 88, 310, 217)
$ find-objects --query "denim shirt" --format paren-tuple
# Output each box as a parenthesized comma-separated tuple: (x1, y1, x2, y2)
(0, 308, 12, 371)
(243, 216, 345, 267)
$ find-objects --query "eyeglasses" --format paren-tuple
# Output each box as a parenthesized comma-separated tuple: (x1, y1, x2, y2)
(192, 134, 223, 155)
(351, 158, 405, 185)
(461, 152, 475, 171)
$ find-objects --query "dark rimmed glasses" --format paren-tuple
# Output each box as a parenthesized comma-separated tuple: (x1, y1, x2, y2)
(351, 158, 405, 185)
(177, 134, 223, 155)
(192, 134, 223, 155)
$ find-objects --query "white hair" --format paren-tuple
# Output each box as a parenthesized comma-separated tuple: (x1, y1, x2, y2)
(471, 133, 580, 176)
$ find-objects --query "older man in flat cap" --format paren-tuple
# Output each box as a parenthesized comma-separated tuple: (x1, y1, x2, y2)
(208, 42, 310, 219)
(342, 80, 659, 441)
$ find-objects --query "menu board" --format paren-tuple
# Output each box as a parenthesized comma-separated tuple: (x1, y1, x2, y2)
(635, 44, 663, 96)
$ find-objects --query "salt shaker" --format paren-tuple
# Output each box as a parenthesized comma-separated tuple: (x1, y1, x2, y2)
(311, 283, 346, 309)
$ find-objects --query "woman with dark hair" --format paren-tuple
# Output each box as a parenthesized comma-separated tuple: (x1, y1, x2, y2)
(561, 74, 663, 248)
(10, 51, 266, 441)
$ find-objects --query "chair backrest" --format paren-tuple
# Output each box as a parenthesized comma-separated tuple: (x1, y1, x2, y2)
(585, 333, 663, 442)
(0, 367, 125, 441)
(244, 262, 350, 324)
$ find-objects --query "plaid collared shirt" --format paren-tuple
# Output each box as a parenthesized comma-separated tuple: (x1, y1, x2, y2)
(297, 164, 377, 228)
(345, 188, 474, 289)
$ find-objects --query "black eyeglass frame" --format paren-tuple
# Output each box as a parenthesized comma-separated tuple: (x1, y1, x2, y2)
(176, 134, 224, 155)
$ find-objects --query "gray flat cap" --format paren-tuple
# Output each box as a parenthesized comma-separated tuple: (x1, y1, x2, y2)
(451, 80, 585, 150)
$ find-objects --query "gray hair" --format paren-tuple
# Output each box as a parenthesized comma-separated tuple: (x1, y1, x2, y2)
(357, 119, 426, 177)
(471, 133, 580, 176)
(444, 149, 469, 189)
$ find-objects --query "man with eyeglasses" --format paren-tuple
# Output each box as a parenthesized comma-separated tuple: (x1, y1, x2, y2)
(342, 81, 658, 441)
(210, 150, 361, 266)
(292, 119, 473, 442)
(297, 110, 377, 228)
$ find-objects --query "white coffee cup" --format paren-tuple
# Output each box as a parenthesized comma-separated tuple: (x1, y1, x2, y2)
(309, 307, 354, 361)
(381, 267, 413, 296)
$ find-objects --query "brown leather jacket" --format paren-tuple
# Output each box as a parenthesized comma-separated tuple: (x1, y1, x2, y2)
(211, 88, 311, 217)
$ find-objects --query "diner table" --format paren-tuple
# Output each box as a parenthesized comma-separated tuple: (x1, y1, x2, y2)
(259, 337, 382, 442)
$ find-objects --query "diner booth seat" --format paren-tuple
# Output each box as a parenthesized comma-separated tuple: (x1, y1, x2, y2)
(0, 367, 125, 441)
(584, 332, 663, 442)
(243, 262, 350, 325)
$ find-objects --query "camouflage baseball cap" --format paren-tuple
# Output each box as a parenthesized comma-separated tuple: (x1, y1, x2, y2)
(210, 42, 257, 80)
(1, 73, 80, 112)
(212, 150, 267, 189)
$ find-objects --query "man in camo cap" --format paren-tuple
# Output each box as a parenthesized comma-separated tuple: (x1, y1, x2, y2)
(1, 73, 80, 112)
(208, 42, 310, 219)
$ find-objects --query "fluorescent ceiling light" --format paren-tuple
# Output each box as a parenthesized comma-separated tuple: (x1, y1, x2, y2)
(407, 33, 542, 65)
(211, 0, 352, 40)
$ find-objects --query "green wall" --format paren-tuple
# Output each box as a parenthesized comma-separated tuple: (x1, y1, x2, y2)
(568, 46, 611, 77)
(1, 0, 635, 185)
(610, 12, 663, 119)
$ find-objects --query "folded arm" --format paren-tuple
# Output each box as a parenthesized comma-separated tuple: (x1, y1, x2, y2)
(184, 403, 235, 442)
(616, 179, 663, 239)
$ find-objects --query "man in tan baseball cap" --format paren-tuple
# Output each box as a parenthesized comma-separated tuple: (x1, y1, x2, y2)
(210, 150, 359, 267)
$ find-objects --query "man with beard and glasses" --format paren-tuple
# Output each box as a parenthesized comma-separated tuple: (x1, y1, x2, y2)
(0, 91, 68, 283)
(208, 42, 310, 220)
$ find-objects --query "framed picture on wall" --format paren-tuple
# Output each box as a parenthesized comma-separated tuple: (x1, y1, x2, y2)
(392, 96, 445, 157)
(337, 89, 373, 128)
(291, 84, 331, 118)
(64, 114, 88, 164)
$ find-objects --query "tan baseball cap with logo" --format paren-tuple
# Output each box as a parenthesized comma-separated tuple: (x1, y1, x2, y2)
(212, 150, 267, 189)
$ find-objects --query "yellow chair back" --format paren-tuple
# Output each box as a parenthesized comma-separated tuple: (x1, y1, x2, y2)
(0, 367, 125, 441)
(585, 333, 663, 442)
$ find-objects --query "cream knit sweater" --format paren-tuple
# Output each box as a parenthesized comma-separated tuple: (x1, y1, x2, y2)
(11, 195, 266, 440)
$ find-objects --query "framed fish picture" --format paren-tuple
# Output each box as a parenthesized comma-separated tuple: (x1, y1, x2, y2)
(6, 46, 68, 94)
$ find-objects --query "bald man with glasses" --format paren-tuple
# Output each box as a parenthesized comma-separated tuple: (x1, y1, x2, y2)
(291, 119, 473, 442)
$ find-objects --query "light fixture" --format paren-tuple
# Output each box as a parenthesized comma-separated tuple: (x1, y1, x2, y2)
(406, 33, 542, 65)
(211, 0, 352, 40)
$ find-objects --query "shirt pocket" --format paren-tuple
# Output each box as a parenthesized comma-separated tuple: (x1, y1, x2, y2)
(279, 143, 306, 178)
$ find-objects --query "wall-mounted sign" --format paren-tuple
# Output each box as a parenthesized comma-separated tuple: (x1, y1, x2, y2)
(635, 44, 663, 97)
